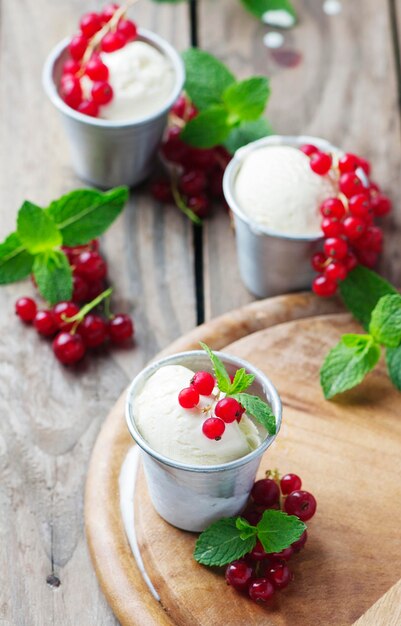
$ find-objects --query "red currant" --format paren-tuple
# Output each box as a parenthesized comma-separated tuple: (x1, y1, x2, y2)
(280, 473, 302, 495)
(311, 252, 327, 272)
(248, 578, 275, 602)
(312, 275, 337, 297)
(320, 197, 346, 220)
(202, 417, 225, 440)
(299, 144, 318, 156)
(349, 194, 371, 219)
(371, 194, 392, 216)
(338, 153, 358, 173)
(179, 170, 207, 196)
(339, 172, 363, 198)
(53, 332, 86, 365)
(91, 81, 113, 106)
(215, 397, 242, 423)
(100, 3, 120, 23)
(186, 104, 198, 120)
(171, 95, 187, 118)
(209, 167, 224, 198)
(249, 540, 267, 561)
(34, 310, 58, 336)
(321, 217, 343, 238)
(62, 59, 80, 76)
(292, 530, 308, 552)
(268, 546, 294, 561)
(72, 274, 89, 303)
(367, 226, 383, 253)
(53, 301, 80, 331)
(357, 156, 371, 176)
(78, 314, 108, 348)
(86, 279, 106, 301)
(284, 490, 317, 521)
(80, 12, 102, 38)
(15, 297, 37, 322)
(324, 261, 347, 282)
(187, 194, 211, 219)
(178, 386, 199, 408)
(267, 561, 293, 590)
(75, 251, 107, 281)
(310, 152, 332, 175)
(251, 479, 280, 507)
(60, 75, 82, 109)
(225, 560, 253, 591)
(117, 19, 138, 42)
(77, 100, 99, 117)
(323, 237, 348, 260)
(108, 314, 134, 343)
(343, 216, 366, 240)
(188, 147, 216, 170)
(191, 371, 215, 395)
(161, 127, 188, 164)
(101, 31, 126, 53)
(150, 180, 173, 203)
(344, 251, 358, 271)
(85, 55, 109, 81)
(68, 34, 88, 62)
(241, 504, 263, 526)
(356, 248, 378, 268)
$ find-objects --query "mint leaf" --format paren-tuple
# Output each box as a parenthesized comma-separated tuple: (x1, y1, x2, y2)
(200, 342, 231, 392)
(320, 334, 381, 399)
(369, 294, 401, 348)
(228, 368, 255, 394)
(180, 107, 230, 149)
(241, 0, 296, 22)
(231, 392, 276, 434)
(256, 509, 305, 554)
(194, 518, 257, 566)
(33, 250, 73, 305)
(225, 118, 272, 154)
(0, 232, 34, 284)
(340, 266, 397, 330)
(223, 77, 270, 122)
(17, 201, 62, 254)
(236, 517, 258, 540)
(386, 345, 401, 391)
(46, 186, 128, 246)
(182, 48, 235, 111)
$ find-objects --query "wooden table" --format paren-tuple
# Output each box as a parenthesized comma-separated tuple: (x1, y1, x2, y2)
(1, 1, 400, 624)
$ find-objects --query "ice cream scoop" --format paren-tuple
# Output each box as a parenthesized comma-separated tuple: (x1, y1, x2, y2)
(134, 364, 261, 466)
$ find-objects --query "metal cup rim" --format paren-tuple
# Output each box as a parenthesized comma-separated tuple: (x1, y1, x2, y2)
(125, 350, 282, 473)
(42, 28, 185, 128)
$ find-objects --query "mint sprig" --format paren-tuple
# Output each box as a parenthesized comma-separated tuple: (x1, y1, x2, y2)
(240, 0, 297, 23)
(194, 510, 305, 567)
(33, 251, 73, 306)
(199, 342, 231, 392)
(17, 201, 62, 254)
(0, 233, 33, 284)
(231, 392, 276, 435)
(369, 294, 401, 348)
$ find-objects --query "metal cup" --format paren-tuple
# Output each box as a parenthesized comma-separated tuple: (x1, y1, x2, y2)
(125, 350, 282, 532)
(223, 135, 354, 298)
(42, 29, 185, 188)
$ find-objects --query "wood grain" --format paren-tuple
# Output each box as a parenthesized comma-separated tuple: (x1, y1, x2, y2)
(200, 0, 401, 319)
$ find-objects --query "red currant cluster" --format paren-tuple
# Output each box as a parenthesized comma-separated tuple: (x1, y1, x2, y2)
(226, 472, 316, 603)
(14, 240, 134, 365)
(150, 95, 231, 220)
(60, 3, 137, 117)
(300, 144, 392, 297)
(178, 371, 245, 440)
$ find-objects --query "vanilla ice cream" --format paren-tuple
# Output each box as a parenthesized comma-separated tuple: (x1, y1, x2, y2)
(134, 364, 262, 465)
(234, 145, 336, 236)
(83, 40, 175, 121)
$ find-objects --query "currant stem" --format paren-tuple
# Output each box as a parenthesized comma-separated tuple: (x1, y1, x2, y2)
(63, 287, 113, 334)
(171, 171, 202, 225)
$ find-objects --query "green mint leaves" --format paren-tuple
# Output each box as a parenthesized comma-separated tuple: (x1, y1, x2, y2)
(200, 342, 276, 435)
(194, 510, 305, 567)
(181, 49, 271, 151)
(386, 345, 401, 391)
(0, 186, 128, 303)
(240, 0, 297, 23)
(369, 294, 401, 348)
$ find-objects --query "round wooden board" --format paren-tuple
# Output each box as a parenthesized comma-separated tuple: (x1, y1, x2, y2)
(85, 293, 401, 626)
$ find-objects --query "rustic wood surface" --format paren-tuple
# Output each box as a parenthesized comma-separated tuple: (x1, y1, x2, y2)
(1, 0, 401, 625)
(85, 296, 401, 625)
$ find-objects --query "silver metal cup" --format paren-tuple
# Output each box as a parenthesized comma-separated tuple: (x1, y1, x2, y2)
(42, 29, 185, 188)
(223, 135, 346, 298)
(125, 350, 282, 532)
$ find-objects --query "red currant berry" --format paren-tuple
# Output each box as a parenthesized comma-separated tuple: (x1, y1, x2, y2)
(292, 530, 308, 552)
(34, 310, 58, 336)
(161, 127, 188, 164)
(225, 560, 253, 591)
(15, 297, 37, 322)
(187, 194, 211, 219)
(284, 490, 317, 521)
(249, 540, 267, 561)
(248, 578, 275, 602)
(310, 151, 332, 175)
(339, 172, 363, 198)
(267, 561, 293, 590)
(62, 59, 80, 76)
(101, 31, 126, 53)
(91, 81, 113, 105)
(338, 153, 358, 173)
(117, 19, 137, 42)
(78, 314, 108, 348)
(188, 148, 216, 170)
(202, 417, 225, 440)
(191, 371, 215, 396)
(72, 274, 89, 303)
(171, 95, 187, 118)
(280, 473, 302, 495)
(86, 279, 106, 301)
(75, 251, 107, 281)
(53, 301, 80, 331)
(349, 194, 371, 218)
(241, 504, 263, 526)
(344, 252, 358, 272)
(108, 314, 134, 343)
(100, 3, 120, 23)
(320, 197, 346, 219)
(324, 261, 347, 282)
(68, 34, 88, 62)
(357, 156, 371, 177)
(77, 100, 99, 117)
(321, 217, 343, 238)
(85, 55, 109, 81)
(236, 404, 245, 423)
(367, 226, 383, 253)
(179, 170, 207, 196)
(60, 75, 82, 109)
(209, 167, 224, 198)
(151, 179, 173, 203)
(268, 546, 294, 561)
(311, 252, 327, 272)
(312, 275, 338, 297)
(323, 237, 348, 260)
(343, 216, 366, 240)
(356, 248, 378, 268)
(186, 104, 198, 120)
(80, 12, 102, 38)
(251, 479, 280, 507)
(53, 331, 86, 365)
(215, 397, 242, 423)
(300, 144, 318, 156)
(178, 386, 199, 409)
(371, 194, 392, 216)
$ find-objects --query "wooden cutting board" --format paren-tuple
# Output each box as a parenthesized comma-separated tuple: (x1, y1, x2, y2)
(85, 293, 401, 626)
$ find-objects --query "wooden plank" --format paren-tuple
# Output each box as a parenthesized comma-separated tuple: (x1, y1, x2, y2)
(0, 1, 194, 625)
(201, 0, 401, 319)
(353, 579, 401, 626)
